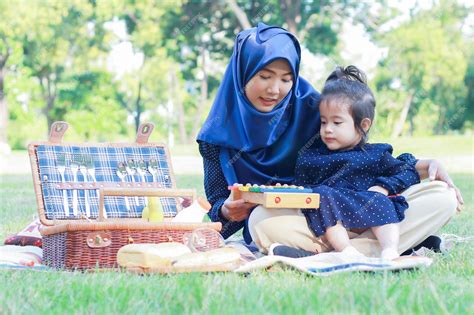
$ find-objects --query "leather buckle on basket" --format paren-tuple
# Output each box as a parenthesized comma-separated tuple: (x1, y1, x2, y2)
(86, 232, 112, 248)
(127, 227, 134, 244)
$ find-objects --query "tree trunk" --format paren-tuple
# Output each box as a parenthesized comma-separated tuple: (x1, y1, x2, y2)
(435, 108, 446, 135)
(170, 67, 187, 144)
(280, 0, 301, 35)
(39, 76, 57, 132)
(190, 47, 208, 144)
(391, 93, 413, 139)
(134, 80, 143, 132)
(408, 110, 414, 136)
(45, 96, 56, 130)
(226, 0, 251, 29)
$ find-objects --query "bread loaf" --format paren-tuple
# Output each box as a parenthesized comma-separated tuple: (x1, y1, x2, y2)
(171, 247, 241, 268)
(117, 242, 191, 268)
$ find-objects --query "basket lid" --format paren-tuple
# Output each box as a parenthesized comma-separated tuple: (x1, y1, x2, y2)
(29, 121, 183, 225)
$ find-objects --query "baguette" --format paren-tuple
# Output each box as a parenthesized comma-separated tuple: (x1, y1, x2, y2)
(117, 242, 191, 268)
(171, 247, 241, 268)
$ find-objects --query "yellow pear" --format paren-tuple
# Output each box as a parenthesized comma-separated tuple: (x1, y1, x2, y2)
(141, 205, 149, 220)
(148, 197, 164, 222)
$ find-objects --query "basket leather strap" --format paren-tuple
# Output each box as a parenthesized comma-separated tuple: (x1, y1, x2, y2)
(136, 123, 155, 144)
(49, 121, 69, 143)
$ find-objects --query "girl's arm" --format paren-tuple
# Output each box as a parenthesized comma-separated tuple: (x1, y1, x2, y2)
(384, 151, 463, 211)
(373, 150, 421, 195)
(199, 142, 247, 239)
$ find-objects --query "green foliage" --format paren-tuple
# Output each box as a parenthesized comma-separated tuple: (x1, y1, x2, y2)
(371, 87, 409, 137)
(1, 0, 473, 149)
(57, 71, 128, 141)
(98, 0, 181, 133)
(15, 0, 112, 129)
(463, 47, 474, 124)
(373, 0, 471, 135)
(6, 68, 47, 149)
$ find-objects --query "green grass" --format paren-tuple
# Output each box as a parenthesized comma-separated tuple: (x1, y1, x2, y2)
(0, 173, 473, 314)
(372, 135, 473, 157)
(154, 134, 474, 158)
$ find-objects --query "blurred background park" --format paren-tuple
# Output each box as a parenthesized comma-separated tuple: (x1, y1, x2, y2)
(0, 0, 472, 174)
(0, 3, 472, 313)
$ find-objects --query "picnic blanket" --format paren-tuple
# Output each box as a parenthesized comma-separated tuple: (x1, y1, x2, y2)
(234, 252, 433, 275)
(6, 233, 473, 274)
(0, 245, 47, 271)
(0, 243, 431, 274)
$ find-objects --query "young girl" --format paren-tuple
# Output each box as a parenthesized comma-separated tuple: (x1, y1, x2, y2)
(294, 65, 420, 260)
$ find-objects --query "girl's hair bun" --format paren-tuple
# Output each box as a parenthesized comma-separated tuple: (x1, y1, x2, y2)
(327, 65, 367, 84)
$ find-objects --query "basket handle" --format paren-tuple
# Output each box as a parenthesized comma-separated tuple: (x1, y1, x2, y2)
(97, 188, 196, 221)
(49, 121, 69, 143)
(136, 123, 155, 144)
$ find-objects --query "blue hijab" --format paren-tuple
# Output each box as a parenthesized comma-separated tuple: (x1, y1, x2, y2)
(197, 23, 322, 185)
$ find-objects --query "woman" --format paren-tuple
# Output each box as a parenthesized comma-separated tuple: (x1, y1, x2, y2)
(197, 23, 462, 256)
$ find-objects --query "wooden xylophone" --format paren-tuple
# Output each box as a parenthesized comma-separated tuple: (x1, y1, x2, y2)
(228, 183, 320, 209)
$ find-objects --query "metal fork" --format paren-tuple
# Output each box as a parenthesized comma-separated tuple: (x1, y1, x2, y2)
(78, 157, 91, 218)
(56, 153, 70, 216)
(70, 155, 80, 216)
(126, 159, 140, 204)
(117, 162, 131, 211)
(148, 159, 157, 182)
(137, 160, 148, 206)
(137, 160, 148, 182)
(85, 155, 98, 196)
(85, 155, 106, 218)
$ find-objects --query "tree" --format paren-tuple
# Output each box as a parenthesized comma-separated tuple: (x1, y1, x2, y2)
(374, 1, 469, 137)
(161, 1, 237, 143)
(0, 1, 31, 152)
(461, 46, 474, 130)
(19, 0, 110, 130)
(224, 0, 381, 56)
(160, 0, 377, 143)
(96, 0, 179, 134)
(57, 71, 128, 141)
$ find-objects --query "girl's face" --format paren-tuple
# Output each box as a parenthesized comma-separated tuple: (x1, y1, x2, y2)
(245, 59, 294, 112)
(320, 100, 369, 151)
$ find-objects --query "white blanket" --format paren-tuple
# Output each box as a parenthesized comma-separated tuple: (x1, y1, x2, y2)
(234, 252, 432, 276)
(0, 245, 43, 267)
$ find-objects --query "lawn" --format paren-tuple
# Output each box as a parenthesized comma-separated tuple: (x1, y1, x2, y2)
(0, 134, 473, 314)
(0, 171, 473, 314)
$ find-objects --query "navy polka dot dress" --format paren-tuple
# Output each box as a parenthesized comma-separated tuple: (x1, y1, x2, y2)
(295, 143, 420, 236)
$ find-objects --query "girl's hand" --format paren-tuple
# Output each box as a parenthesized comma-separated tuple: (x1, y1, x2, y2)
(221, 197, 257, 222)
(416, 159, 464, 212)
(368, 185, 389, 195)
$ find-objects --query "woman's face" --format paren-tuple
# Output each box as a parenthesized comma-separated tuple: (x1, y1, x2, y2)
(244, 59, 294, 112)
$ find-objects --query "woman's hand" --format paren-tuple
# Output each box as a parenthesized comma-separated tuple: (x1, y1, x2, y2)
(416, 159, 464, 212)
(221, 197, 257, 222)
(368, 185, 389, 195)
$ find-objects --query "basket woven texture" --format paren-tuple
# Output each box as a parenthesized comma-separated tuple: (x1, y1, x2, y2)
(42, 223, 221, 269)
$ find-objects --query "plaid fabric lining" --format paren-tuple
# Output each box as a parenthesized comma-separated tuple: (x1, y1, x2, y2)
(36, 145, 178, 219)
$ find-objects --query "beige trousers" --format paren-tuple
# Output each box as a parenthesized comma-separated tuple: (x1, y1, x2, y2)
(248, 181, 457, 257)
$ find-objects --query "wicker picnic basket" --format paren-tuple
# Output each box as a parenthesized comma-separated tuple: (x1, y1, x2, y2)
(29, 121, 221, 270)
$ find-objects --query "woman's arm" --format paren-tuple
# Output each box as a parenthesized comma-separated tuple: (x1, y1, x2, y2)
(415, 159, 464, 211)
(396, 152, 463, 211)
(199, 142, 253, 238)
